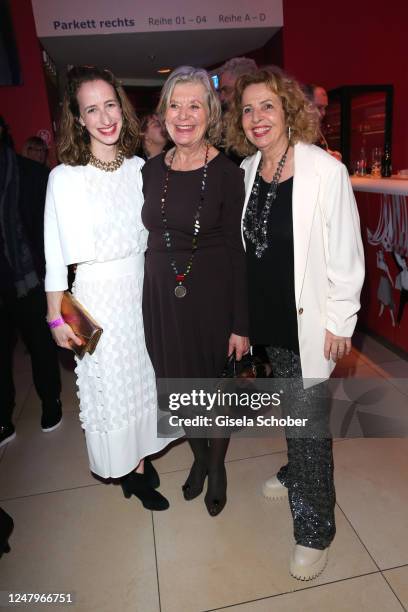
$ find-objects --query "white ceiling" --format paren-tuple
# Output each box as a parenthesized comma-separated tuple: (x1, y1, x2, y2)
(40, 26, 279, 86)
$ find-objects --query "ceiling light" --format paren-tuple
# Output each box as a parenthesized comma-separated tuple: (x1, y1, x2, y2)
(157, 68, 171, 74)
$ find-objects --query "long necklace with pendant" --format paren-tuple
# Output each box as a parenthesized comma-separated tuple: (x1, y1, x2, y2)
(243, 145, 289, 258)
(160, 144, 210, 298)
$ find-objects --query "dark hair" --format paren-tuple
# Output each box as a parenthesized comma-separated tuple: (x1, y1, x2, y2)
(23, 136, 47, 152)
(57, 65, 140, 165)
(303, 83, 318, 101)
(140, 112, 157, 134)
(26, 135, 47, 147)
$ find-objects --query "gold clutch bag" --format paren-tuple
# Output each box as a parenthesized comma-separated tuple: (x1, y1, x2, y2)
(61, 291, 103, 359)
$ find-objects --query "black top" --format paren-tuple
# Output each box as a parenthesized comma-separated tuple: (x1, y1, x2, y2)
(245, 176, 299, 354)
(142, 152, 248, 378)
(0, 154, 49, 298)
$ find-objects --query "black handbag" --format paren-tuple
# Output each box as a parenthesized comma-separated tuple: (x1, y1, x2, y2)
(221, 351, 271, 379)
(216, 352, 270, 433)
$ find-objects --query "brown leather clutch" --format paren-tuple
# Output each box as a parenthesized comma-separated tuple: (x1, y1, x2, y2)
(60, 291, 103, 359)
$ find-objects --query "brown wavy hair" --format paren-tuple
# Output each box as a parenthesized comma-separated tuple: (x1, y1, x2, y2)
(156, 66, 222, 146)
(57, 66, 140, 165)
(224, 68, 320, 157)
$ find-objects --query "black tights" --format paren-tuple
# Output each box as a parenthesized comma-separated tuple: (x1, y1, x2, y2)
(186, 437, 230, 472)
(184, 435, 230, 502)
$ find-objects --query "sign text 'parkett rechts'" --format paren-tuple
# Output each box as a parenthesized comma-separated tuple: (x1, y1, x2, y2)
(31, 0, 283, 37)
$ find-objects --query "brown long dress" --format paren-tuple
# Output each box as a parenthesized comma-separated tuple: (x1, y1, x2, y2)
(141, 152, 248, 379)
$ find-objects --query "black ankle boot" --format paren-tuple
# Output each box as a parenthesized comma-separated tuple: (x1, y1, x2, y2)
(205, 465, 227, 517)
(144, 458, 160, 489)
(121, 472, 169, 511)
(0, 507, 14, 557)
(182, 460, 208, 501)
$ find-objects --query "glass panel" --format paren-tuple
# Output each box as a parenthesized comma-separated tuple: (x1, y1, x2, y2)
(324, 99, 341, 152)
(350, 92, 386, 173)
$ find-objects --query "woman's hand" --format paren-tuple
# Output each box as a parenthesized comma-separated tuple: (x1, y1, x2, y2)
(228, 334, 250, 361)
(46, 291, 82, 351)
(50, 323, 83, 351)
(324, 330, 351, 362)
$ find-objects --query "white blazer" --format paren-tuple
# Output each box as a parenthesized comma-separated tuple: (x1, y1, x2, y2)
(241, 142, 365, 383)
(44, 157, 145, 291)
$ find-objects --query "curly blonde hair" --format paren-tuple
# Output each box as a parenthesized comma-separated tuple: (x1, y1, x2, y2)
(224, 68, 320, 156)
(57, 65, 140, 166)
(156, 66, 222, 146)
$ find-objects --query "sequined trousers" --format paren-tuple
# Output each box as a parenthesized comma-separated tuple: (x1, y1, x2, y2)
(266, 346, 336, 550)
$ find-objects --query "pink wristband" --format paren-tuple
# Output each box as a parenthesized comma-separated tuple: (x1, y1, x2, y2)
(47, 317, 65, 329)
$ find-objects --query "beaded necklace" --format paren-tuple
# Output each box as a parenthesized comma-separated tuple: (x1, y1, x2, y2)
(88, 148, 124, 172)
(243, 145, 289, 258)
(160, 144, 210, 298)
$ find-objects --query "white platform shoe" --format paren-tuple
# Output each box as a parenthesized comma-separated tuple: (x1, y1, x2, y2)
(262, 475, 288, 500)
(263, 475, 329, 580)
(290, 545, 329, 581)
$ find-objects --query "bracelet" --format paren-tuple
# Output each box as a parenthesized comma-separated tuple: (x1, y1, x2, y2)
(47, 317, 65, 329)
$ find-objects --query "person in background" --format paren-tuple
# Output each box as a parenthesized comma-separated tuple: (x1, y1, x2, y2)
(304, 83, 328, 119)
(226, 68, 364, 580)
(0, 116, 62, 448)
(138, 112, 168, 160)
(22, 135, 48, 165)
(217, 57, 258, 112)
(304, 83, 342, 161)
(216, 58, 258, 167)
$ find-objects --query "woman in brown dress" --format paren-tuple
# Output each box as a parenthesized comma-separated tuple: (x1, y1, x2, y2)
(142, 66, 249, 516)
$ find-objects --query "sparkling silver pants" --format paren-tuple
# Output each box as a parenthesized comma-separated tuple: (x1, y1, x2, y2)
(266, 346, 336, 550)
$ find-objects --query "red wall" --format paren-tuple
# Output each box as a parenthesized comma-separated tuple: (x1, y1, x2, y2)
(1, 0, 54, 157)
(3, 0, 407, 171)
(279, 0, 408, 171)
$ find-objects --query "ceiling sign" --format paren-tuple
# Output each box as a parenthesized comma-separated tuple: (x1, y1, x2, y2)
(31, 0, 283, 37)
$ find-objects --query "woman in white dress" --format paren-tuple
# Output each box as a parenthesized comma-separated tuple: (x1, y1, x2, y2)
(44, 65, 170, 511)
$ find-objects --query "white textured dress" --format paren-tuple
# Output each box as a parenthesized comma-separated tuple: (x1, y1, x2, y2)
(71, 157, 170, 478)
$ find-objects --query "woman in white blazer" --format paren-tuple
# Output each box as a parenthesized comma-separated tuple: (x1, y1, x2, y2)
(225, 68, 365, 581)
(44, 66, 172, 511)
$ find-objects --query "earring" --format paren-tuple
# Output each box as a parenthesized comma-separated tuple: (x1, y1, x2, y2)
(288, 125, 292, 141)
(80, 124, 90, 144)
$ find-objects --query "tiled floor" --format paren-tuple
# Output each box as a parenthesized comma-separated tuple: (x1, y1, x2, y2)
(0, 334, 407, 612)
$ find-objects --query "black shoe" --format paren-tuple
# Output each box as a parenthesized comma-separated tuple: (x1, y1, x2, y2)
(0, 424, 16, 449)
(41, 399, 62, 432)
(121, 472, 169, 511)
(182, 460, 208, 501)
(205, 465, 227, 517)
(0, 507, 14, 558)
(144, 458, 160, 489)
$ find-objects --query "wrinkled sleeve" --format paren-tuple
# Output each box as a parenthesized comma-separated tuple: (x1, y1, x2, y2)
(324, 163, 365, 337)
(44, 171, 68, 292)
